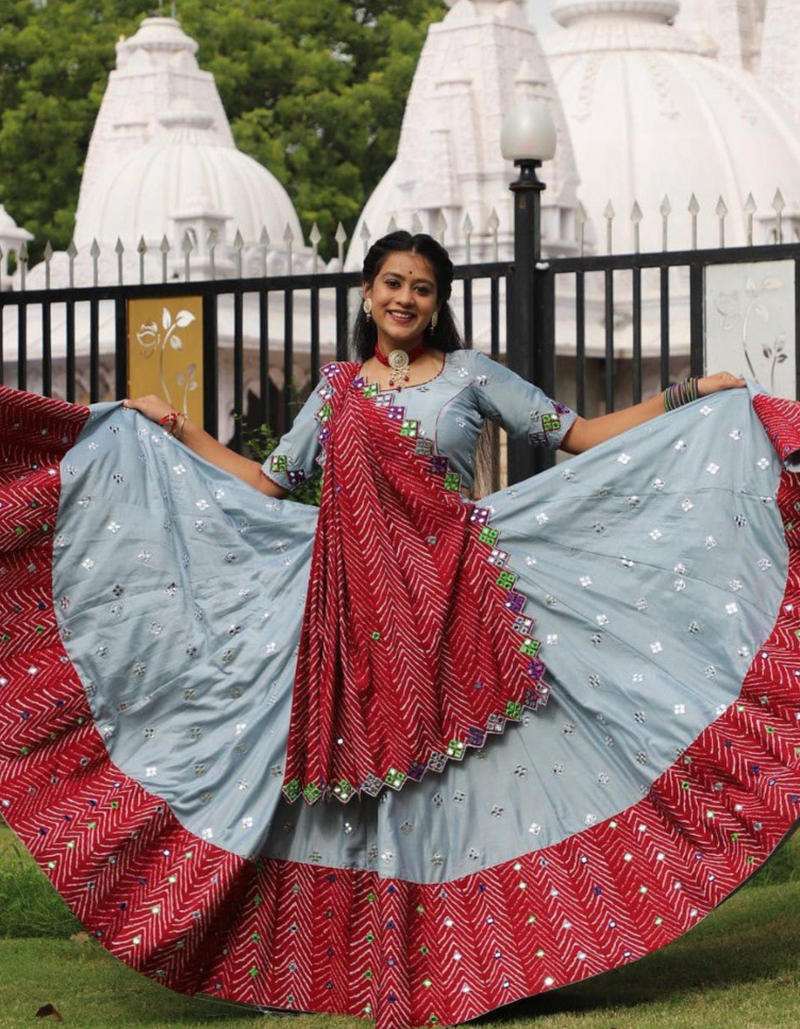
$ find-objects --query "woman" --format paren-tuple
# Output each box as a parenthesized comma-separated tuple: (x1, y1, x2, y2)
(1, 231, 798, 1029)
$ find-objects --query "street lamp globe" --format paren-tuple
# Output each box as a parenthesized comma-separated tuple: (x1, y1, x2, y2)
(500, 99, 557, 164)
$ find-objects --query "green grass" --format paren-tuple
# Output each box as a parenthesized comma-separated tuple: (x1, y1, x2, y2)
(1, 824, 799, 1028)
(0, 826, 80, 939)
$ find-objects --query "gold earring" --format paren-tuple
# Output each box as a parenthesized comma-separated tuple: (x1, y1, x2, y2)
(363, 298, 373, 322)
(429, 311, 439, 335)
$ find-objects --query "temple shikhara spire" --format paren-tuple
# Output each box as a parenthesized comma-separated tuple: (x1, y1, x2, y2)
(348, 0, 581, 266)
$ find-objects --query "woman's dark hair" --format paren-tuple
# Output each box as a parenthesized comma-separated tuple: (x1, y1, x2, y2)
(351, 231, 463, 361)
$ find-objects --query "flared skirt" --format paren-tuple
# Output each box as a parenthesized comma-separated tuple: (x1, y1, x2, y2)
(2, 384, 800, 1029)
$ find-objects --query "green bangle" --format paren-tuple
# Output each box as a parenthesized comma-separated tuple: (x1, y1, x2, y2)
(664, 377, 700, 412)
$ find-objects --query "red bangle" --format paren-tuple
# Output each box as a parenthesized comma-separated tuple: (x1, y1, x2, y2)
(159, 410, 179, 433)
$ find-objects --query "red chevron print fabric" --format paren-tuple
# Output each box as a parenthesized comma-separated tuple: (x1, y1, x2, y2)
(283, 365, 549, 804)
(4, 387, 800, 1029)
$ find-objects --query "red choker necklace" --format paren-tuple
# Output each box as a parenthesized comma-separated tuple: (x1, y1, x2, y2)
(374, 344, 427, 390)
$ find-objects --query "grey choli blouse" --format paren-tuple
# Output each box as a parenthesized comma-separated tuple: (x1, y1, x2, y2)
(262, 349, 578, 493)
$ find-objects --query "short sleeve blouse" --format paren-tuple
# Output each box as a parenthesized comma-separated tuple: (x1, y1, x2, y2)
(261, 351, 578, 492)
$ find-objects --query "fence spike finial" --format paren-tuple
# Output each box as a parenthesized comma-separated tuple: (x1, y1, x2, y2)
(660, 195, 672, 251)
(115, 237, 125, 285)
(233, 229, 244, 278)
(744, 193, 757, 247)
(773, 188, 786, 244)
(715, 196, 728, 249)
(18, 241, 28, 291)
(90, 238, 101, 287)
(67, 239, 77, 288)
(160, 234, 171, 283)
(463, 212, 474, 264)
(411, 212, 424, 237)
(284, 222, 295, 274)
(387, 214, 398, 234)
(40, 239, 53, 290)
(207, 228, 219, 281)
(43, 240, 53, 291)
(360, 220, 371, 258)
(487, 208, 500, 262)
(603, 200, 615, 255)
(182, 230, 193, 283)
(435, 210, 447, 245)
(309, 221, 322, 273)
(630, 201, 643, 255)
(688, 194, 700, 250)
(335, 221, 348, 269)
(137, 236, 147, 285)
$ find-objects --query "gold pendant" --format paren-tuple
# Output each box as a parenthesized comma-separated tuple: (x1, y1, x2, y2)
(387, 349, 411, 390)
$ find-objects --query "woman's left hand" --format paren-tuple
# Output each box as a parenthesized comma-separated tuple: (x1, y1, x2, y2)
(697, 371, 746, 396)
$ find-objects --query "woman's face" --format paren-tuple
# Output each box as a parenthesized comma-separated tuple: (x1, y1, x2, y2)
(363, 251, 441, 352)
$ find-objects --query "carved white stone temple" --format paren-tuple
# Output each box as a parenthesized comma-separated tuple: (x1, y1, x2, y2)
(76, 16, 235, 222)
(759, 1, 800, 124)
(674, 0, 766, 69)
(35, 15, 312, 288)
(5, 0, 800, 410)
(544, 0, 800, 253)
(348, 0, 581, 268)
(7, 15, 321, 418)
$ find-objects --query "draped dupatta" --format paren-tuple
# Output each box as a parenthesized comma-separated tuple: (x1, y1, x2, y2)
(283, 364, 550, 803)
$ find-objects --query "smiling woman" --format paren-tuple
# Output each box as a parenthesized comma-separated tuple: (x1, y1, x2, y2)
(2, 233, 798, 1029)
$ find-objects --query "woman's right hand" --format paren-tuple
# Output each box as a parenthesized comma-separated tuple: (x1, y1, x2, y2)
(122, 394, 287, 498)
(123, 395, 176, 425)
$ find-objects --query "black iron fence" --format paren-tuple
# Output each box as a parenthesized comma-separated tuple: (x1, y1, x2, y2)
(2, 238, 799, 483)
(0, 261, 510, 450)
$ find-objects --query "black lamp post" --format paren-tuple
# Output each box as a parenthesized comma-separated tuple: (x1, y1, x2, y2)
(501, 99, 557, 485)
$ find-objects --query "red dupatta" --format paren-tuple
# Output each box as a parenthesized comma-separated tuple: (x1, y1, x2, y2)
(282, 364, 549, 803)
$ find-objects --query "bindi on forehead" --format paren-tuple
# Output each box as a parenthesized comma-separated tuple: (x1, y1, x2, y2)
(381, 265, 435, 286)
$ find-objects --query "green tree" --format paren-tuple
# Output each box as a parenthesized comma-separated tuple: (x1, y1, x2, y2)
(0, 0, 445, 262)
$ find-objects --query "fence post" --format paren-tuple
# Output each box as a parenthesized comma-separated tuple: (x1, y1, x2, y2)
(507, 159, 546, 484)
(202, 293, 218, 437)
(532, 261, 556, 474)
(114, 297, 128, 400)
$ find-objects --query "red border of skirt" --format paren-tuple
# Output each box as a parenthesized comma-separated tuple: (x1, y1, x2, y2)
(2, 387, 800, 1029)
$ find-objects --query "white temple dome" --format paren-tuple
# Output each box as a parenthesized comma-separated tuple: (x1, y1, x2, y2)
(546, 0, 800, 250)
(75, 105, 303, 251)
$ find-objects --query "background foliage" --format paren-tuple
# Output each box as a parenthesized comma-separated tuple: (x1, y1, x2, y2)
(0, 0, 446, 261)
